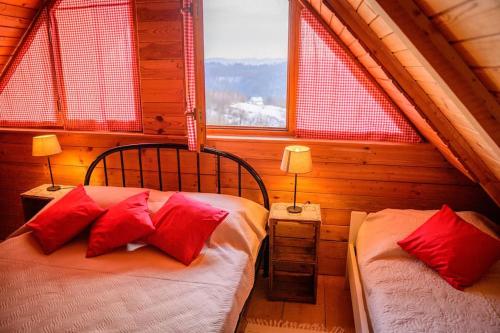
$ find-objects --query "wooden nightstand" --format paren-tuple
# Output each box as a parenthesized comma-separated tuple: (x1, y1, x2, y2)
(21, 184, 75, 222)
(268, 202, 321, 304)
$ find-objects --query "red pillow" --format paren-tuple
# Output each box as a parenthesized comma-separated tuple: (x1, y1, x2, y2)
(146, 193, 229, 265)
(87, 191, 155, 257)
(398, 205, 500, 290)
(28, 185, 106, 254)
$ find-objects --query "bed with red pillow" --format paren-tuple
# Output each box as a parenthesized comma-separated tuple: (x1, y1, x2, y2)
(0, 143, 271, 333)
(348, 207, 500, 333)
(0, 186, 268, 333)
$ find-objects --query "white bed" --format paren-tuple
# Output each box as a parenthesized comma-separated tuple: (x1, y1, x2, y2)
(347, 209, 500, 333)
(0, 186, 268, 333)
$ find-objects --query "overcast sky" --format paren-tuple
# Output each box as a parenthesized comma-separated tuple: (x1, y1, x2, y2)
(203, 0, 289, 60)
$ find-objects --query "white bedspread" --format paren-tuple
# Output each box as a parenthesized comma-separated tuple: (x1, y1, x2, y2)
(356, 209, 500, 333)
(0, 187, 268, 333)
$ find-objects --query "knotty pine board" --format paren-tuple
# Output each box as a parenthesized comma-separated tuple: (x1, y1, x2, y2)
(418, 0, 500, 110)
(0, 0, 40, 73)
(135, 0, 186, 136)
(1, 131, 499, 275)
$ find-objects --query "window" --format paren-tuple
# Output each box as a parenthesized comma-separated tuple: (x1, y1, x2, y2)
(51, 0, 141, 132)
(203, 0, 289, 129)
(198, 0, 421, 143)
(0, 0, 141, 132)
(294, 8, 421, 143)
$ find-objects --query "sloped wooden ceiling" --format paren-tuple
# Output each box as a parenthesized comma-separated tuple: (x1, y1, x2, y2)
(305, 0, 500, 206)
(0, 0, 42, 74)
(416, 0, 500, 104)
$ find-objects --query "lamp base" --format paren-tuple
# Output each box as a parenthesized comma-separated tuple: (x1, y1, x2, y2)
(46, 185, 61, 192)
(287, 205, 302, 214)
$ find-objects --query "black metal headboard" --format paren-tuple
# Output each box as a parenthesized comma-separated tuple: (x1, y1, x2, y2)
(83, 143, 270, 210)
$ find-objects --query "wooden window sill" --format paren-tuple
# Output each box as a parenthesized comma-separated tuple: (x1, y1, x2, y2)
(207, 133, 425, 147)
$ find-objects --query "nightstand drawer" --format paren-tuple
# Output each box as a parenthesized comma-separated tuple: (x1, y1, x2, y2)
(274, 248, 315, 263)
(274, 236, 316, 263)
(274, 221, 315, 238)
(274, 261, 314, 275)
(274, 236, 315, 248)
(274, 270, 314, 286)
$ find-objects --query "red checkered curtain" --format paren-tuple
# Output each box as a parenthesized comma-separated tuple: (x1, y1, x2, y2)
(182, 0, 198, 151)
(50, 0, 141, 132)
(295, 8, 421, 143)
(0, 11, 60, 128)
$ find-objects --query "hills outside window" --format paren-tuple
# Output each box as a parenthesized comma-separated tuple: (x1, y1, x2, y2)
(203, 0, 289, 129)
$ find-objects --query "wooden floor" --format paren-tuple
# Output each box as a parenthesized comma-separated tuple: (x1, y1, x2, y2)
(244, 272, 355, 332)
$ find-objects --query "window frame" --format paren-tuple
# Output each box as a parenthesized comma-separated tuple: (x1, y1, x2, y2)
(196, 0, 300, 137)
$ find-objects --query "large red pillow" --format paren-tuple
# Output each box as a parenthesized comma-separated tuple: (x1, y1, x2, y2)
(28, 185, 106, 254)
(87, 191, 155, 257)
(146, 193, 229, 265)
(398, 205, 500, 290)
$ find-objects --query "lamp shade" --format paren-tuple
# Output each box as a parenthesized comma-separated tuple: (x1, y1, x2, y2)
(280, 145, 312, 174)
(32, 134, 62, 157)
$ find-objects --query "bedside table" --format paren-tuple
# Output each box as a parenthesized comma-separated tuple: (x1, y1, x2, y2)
(21, 184, 75, 222)
(268, 202, 321, 304)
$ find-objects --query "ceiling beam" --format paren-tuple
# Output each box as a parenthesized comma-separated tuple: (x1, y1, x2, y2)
(322, 0, 499, 205)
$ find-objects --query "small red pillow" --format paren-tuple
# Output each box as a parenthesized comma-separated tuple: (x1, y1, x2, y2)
(146, 193, 229, 265)
(28, 185, 106, 254)
(87, 191, 155, 257)
(398, 205, 500, 290)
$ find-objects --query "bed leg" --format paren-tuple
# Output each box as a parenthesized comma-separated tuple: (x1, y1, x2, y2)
(263, 237, 269, 277)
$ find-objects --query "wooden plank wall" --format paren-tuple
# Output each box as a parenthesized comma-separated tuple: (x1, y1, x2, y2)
(0, 0, 41, 74)
(136, 0, 186, 136)
(0, 0, 498, 276)
(209, 137, 498, 275)
(1, 131, 498, 275)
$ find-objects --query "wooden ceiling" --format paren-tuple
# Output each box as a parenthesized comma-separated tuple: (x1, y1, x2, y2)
(1, 0, 499, 205)
(416, 0, 500, 104)
(0, 0, 42, 75)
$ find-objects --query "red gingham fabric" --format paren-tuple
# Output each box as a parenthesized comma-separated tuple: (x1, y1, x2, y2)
(0, 10, 59, 128)
(296, 8, 421, 143)
(50, 0, 141, 132)
(182, 0, 198, 151)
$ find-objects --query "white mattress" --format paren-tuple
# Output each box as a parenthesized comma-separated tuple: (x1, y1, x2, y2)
(0, 186, 269, 333)
(356, 209, 500, 333)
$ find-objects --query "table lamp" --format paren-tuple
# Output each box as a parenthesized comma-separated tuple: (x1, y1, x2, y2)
(280, 145, 312, 214)
(32, 134, 62, 191)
